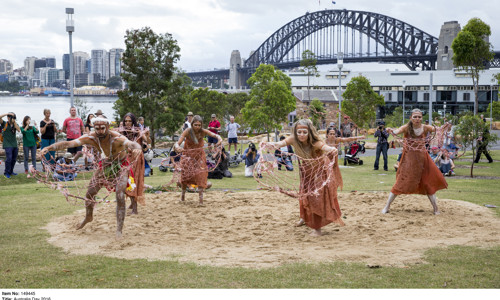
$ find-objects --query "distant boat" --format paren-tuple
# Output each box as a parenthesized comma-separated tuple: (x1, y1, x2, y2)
(24, 94, 31, 97)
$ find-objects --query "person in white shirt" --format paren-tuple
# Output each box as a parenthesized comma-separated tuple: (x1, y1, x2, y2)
(226, 115, 241, 155)
(183, 112, 194, 131)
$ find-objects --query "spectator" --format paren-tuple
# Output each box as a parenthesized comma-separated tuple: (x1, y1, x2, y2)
(207, 113, 221, 151)
(95, 109, 105, 118)
(242, 142, 260, 177)
(435, 151, 455, 176)
(62, 107, 85, 162)
(183, 112, 193, 131)
(226, 115, 241, 155)
(340, 116, 353, 137)
(53, 152, 77, 181)
(429, 146, 440, 163)
(474, 120, 493, 163)
(138, 116, 146, 130)
(84, 114, 95, 134)
(20, 116, 39, 174)
(0, 112, 20, 178)
(374, 121, 389, 171)
(274, 136, 294, 171)
(40, 108, 57, 168)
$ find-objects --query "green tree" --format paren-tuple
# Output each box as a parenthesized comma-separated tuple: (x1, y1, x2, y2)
(455, 115, 498, 177)
(0, 81, 22, 93)
(106, 76, 123, 89)
(187, 88, 226, 125)
(224, 92, 250, 120)
(384, 106, 403, 128)
(308, 98, 325, 129)
(486, 101, 500, 121)
(300, 50, 319, 102)
(341, 75, 385, 128)
(114, 27, 190, 146)
(452, 18, 494, 115)
(242, 64, 296, 141)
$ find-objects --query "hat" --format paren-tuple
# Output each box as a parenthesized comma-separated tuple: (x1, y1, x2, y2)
(95, 109, 104, 115)
(187, 112, 194, 116)
(249, 142, 256, 149)
(431, 146, 438, 150)
(211, 114, 216, 118)
(63, 152, 73, 159)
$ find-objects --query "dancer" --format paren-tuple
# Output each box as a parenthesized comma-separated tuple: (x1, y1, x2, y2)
(174, 115, 222, 206)
(118, 112, 148, 215)
(40, 117, 143, 237)
(382, 109, 449, 215)
(325, 126, 365, 151)
(264, 119, 343, 236)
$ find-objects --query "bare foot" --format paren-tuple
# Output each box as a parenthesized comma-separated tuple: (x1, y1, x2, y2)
(434, 210, 441, 215)
(295, 218, 305, 227)
(76, 216, 93, 230)
(198, 201, 205, 207)
(310, 229, 322, 236)
(381, 207, 389, 214)
(115, 231, 123, 239)
(127, 210, 138, 215)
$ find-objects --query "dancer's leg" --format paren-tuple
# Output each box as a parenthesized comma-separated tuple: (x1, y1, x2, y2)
(198, 188, 204, 206)
(427, 194, 440, 215)
(381, 192, 397, 214)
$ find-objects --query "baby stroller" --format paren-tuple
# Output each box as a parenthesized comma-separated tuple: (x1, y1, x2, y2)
(344, 141, 365, 165)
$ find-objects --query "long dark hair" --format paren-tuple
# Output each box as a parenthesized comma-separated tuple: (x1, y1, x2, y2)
(121, 112, 139, 141)
(22, 115, 31, 128)
(85, 114, 95, 126)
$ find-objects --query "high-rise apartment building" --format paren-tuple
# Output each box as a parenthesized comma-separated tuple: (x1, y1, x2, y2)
(73, 51, 90, 75)
(108, 48, 124, 78)
(91, 49, 108, 84)
(24, 56, 37, 77)
(62, 54, 70, 79)
(0, 59, 13, 74)
(45, 57, 56, 68)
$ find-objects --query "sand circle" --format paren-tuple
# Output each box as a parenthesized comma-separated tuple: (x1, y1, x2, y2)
(44, 191, 500, 268)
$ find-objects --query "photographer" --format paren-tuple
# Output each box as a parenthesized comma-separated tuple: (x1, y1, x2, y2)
(1, 112, 21, 178)
(374, 121, 389, 171)
(241, 142, 260, 177)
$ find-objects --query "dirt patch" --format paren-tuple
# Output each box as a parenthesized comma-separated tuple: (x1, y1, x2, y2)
(43, 191, 500, 268)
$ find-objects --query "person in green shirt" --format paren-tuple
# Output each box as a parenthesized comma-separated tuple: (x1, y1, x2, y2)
(20, 116, 39, 174)
(0, 112, 20, 178)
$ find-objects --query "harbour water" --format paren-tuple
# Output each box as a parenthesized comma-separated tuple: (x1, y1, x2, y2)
(0, 96, 118, 125)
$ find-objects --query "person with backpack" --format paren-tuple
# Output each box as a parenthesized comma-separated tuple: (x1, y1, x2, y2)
(0, 112, 21, 179)
(20, 116, 39, 174)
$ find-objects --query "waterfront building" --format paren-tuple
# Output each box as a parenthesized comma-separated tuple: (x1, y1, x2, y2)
(108, 48, 124, 78)
(0, 59, 13, 74)
(24, 56, 37, 77)
(91, 49, 108, 84)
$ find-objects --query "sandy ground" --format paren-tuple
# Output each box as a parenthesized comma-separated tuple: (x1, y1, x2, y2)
(44, 190, 500, 268)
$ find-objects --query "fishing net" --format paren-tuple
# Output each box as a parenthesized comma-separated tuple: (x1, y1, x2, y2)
(254, 142, 340, 199)
(31, 145, 139, 205)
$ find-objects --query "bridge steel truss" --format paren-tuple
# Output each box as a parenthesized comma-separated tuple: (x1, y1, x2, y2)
(244, 9, 439, 71)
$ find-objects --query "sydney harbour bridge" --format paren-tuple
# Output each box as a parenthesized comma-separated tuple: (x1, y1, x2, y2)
(186, 9, 500, 88)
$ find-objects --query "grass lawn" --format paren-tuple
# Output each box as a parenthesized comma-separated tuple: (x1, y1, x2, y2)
(0, 150, 499, 289)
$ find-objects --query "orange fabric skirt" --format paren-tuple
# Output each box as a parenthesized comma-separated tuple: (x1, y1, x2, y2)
(391, 149, 447, 195)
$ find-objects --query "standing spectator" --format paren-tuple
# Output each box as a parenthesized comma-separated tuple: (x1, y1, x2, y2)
(53, 152, 78, 181)
(226, 115, 240, 155)
(40, 108, 57, 168)
(0, 112, 20, 178)
(374, 121, 389, 171)
(207, 113, 221, 151)
(474, 120, 493, 163)
(340, 116, 353, 137)
(20, 116, 39, 174)
(242, 142, 260, 177)
(84, 114, 95, 134)
(95, 109, 105, 118)
(62, 107, 85, 162)
(183, 112, 193, 131)
(274, 136, 294, 171)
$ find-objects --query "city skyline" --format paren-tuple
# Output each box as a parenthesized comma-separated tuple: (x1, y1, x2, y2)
(1, 0, 499, 73)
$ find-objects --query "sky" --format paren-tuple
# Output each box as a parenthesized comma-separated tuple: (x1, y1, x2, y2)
(1, 0, 499, 72)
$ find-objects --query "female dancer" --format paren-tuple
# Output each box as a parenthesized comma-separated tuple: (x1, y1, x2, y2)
(325, 126, 365, 151)
(382, 109, 449, 215)
(174, 115, 222, 206)
(265, 119, 343, 236)
(118, 112, 147, 214)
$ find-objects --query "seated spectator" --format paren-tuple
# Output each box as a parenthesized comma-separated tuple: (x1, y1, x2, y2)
(429, 146, 440, 164)
(241, 142, 260, 177)
(274, 136, 294, 171)
(435, 151, 455, 176)
(53, 152, 78, 181)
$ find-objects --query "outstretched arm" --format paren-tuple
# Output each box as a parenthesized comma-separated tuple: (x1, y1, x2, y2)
(204, 129, 222, 145)
(387, 124, 408, 136)
(337, 135, 365, 143)
(40, 137, 86, 156)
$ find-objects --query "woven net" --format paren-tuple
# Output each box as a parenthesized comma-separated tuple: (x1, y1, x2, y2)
(255, 142, 339, 199)
(31, 145, 139, 205)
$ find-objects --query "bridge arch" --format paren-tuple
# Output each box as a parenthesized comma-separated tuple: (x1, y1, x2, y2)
(244, 9, 439, 71)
